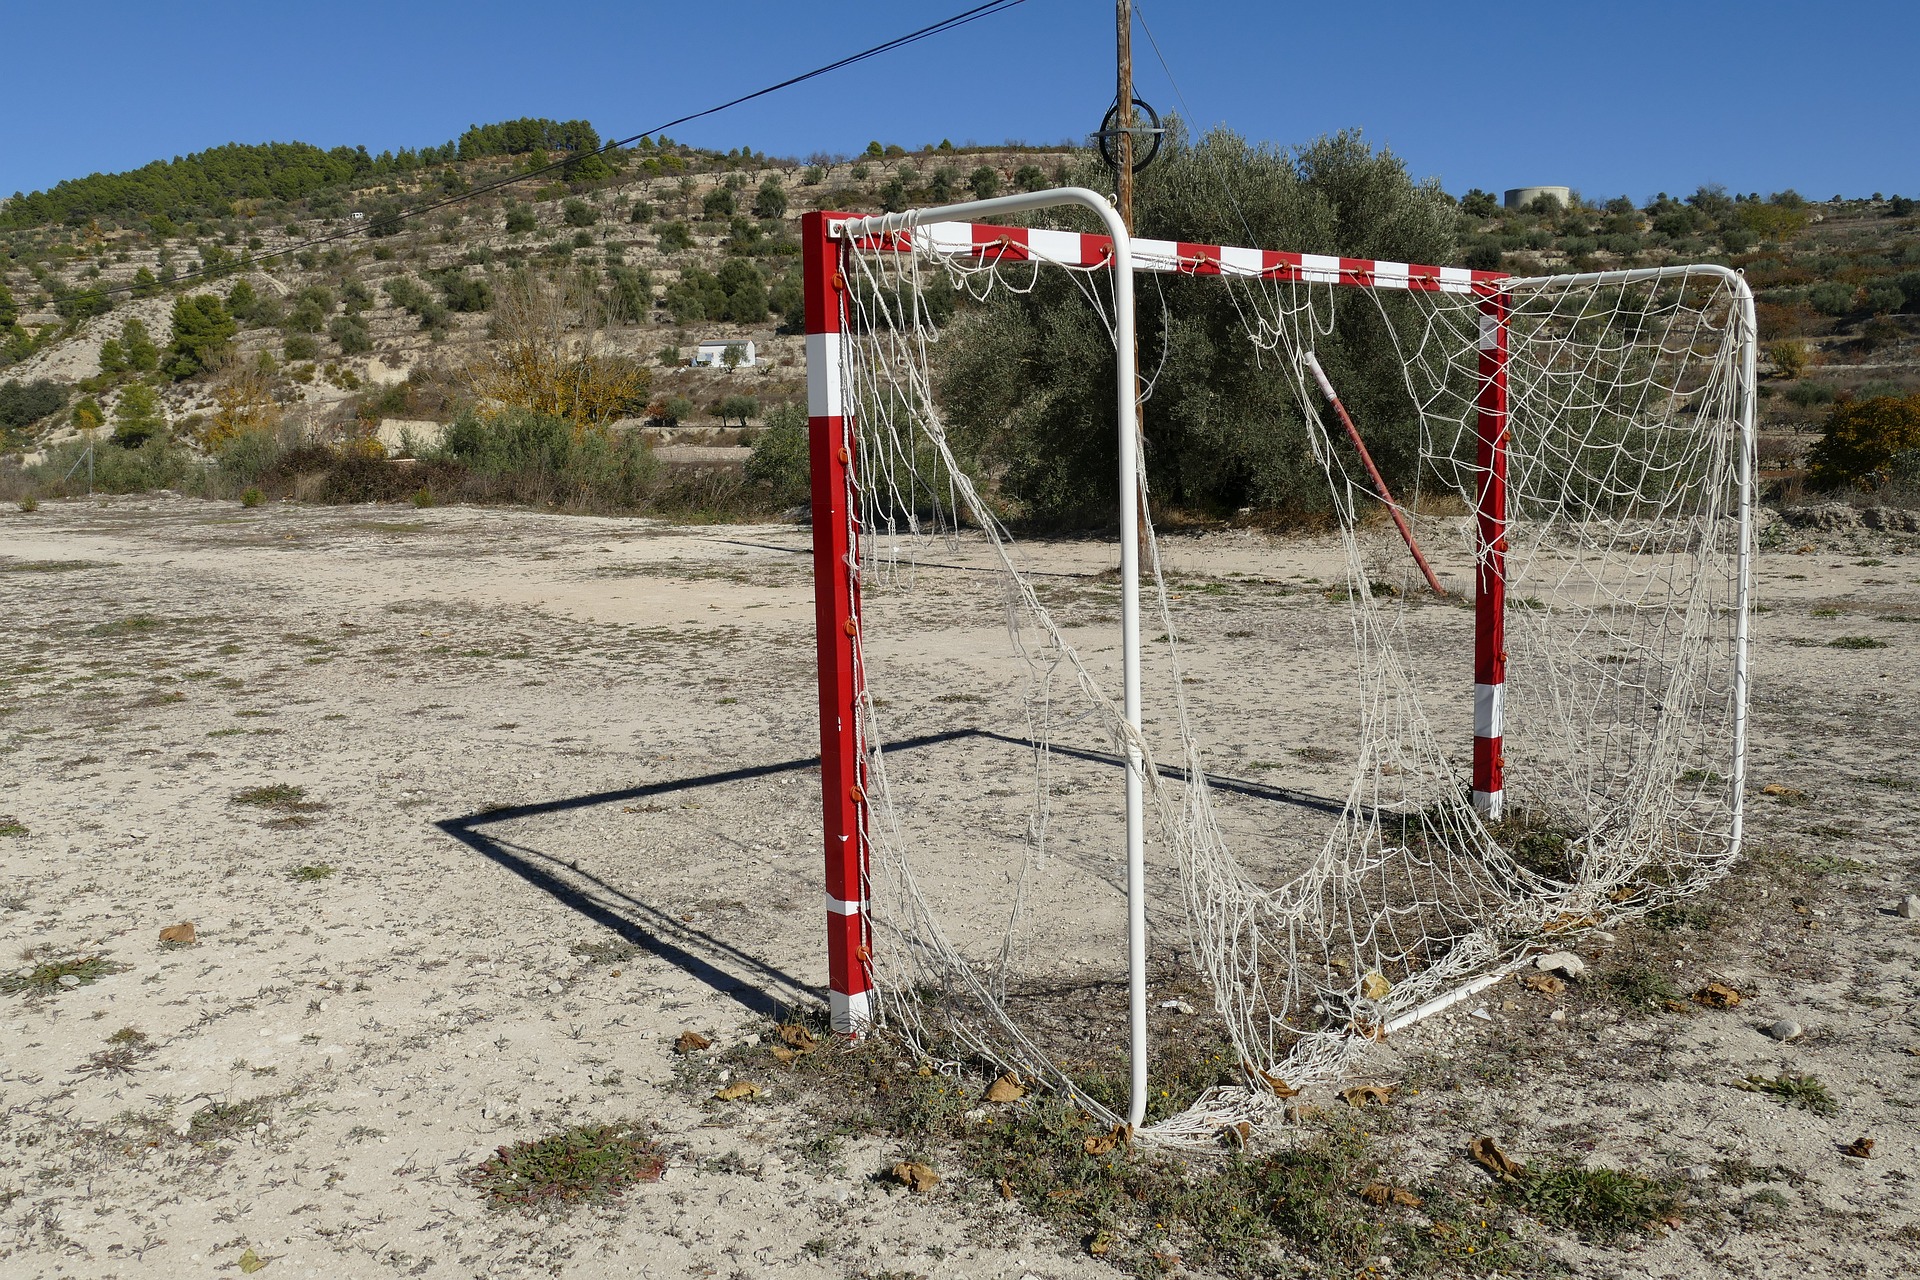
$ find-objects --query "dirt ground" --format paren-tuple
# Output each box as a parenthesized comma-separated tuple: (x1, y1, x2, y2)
(2, 494, 1917, 1279)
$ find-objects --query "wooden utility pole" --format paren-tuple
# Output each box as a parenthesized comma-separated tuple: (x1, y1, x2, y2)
(1116, 0, 1148, 567)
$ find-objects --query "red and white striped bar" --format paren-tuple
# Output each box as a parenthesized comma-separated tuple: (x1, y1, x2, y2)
(833, 217, 1507, 294)
(1472, 292, 1511, 820)
(802, 210, 874, 1035)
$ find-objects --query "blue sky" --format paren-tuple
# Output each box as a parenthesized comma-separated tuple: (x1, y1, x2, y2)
(6, 1, 1915, 205)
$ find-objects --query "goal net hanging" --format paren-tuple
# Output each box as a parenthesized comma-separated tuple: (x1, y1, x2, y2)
(800, 190, 1755, 1146)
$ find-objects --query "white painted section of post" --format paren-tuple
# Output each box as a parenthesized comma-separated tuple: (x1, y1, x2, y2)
(829, 989, 872, 1029)
(835, 188, 1149, 1132)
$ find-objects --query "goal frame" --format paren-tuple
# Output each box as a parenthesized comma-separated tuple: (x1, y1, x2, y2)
(801, 189, 1756, 1129)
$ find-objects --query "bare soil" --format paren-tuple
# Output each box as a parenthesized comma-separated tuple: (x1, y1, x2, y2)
(1, 495, 1917, 1278)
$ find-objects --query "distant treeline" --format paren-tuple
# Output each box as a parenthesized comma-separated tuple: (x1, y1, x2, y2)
(456, 119, 603, 161)
(1, 118, 605, 231)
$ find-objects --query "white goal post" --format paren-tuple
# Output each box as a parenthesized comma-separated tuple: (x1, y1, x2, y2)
(800, 187, 1755, 1141)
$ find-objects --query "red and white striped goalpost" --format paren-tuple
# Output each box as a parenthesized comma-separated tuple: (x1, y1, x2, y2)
(802, 209, 874, 1036)
(800, 194, 1517, 1044)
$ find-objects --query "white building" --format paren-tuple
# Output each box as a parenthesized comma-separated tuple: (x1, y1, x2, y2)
(691, 339, 756, 368)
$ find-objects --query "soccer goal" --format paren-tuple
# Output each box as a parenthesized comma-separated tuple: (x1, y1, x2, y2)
(799, 188, 1755, 1145)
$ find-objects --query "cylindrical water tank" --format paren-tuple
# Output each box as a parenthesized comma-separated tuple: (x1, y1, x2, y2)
(1505, 186, 1571, 210)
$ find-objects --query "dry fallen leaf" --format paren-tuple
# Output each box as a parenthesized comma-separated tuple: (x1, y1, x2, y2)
(1342, 1084, 1394, 1108)
(1086, 1232, 1113, 1256)
(1694, 981, 1742, 1009)
(158, 922, 197, 946)
(237, 1248, 269, 1274)
(998, 1176, 1016, 1201)
(770, 1046, 801, 1064)
(1841, 1136, 1874, 1159)
(674, 1031, 711, 1055)
(1360, 971, 1392, 1000)
(778, 1023, 819, 1054)
(1083, 1124, 1129, 1156)
(713, 1080, 761, 1101)
(890, 1161, 940, 1193)
(1244, 1062, 1302, 1097)
(1469, 1135, 1524, 1180)
(1519, 972, 1566, 995)
(983, 1072, 1026, 1104)
(1760, 783, 1807, 802)
(1359, 1182, 1424, 1208)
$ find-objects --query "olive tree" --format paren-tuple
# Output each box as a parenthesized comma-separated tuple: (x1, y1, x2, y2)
(936, 128, 1456, 524)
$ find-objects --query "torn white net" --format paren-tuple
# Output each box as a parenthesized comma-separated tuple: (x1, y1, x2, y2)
(829, 219, 1752, 1146)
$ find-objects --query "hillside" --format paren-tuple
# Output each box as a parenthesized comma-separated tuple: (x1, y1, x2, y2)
(2, 125, 1917, 513)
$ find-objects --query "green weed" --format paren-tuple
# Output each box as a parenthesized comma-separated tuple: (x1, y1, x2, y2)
(289, 864, 336, 883)
(80, 1027, 154, 1075)
(87, 615, 164, 636)
(232, 784, 325, 827)
(1735, 1074, 1838, 1116)
(1, 952, 125, 996)
(1500, 1156, 1685, 1242)
(1598, 962, 1683, 1011)
(0, 817, 26, 838)
(1828, 636, 1887, 649)
(465, 1122, 665, 1212)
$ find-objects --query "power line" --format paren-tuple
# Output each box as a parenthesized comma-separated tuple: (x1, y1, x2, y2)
(39, 0, 1027, 307)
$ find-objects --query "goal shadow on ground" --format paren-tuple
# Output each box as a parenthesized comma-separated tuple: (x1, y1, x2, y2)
(436, 729, 1341, 1020)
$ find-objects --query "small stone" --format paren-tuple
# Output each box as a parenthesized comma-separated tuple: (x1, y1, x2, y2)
(1534, 951, 1586, 980)
(1900, 895, 1920, 920)
(1549, 1009, 1568, 1023)
(1765, 1019, 1804, 1042)
(546, 981, 563, 995)
(1683, 1164, 1715, 1182)
(56, 974, 81, 988)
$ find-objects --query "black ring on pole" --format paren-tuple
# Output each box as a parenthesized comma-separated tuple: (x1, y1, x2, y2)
(1096, 97, 1164, 173)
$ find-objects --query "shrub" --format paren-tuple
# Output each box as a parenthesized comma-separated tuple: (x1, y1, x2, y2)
(432, 408, 658, 508)
(1768, 340, 1810, 379)
(745, 402, 809, 506)
(702, 188, 735, 220)
(655, 221, 693, 253)
(329, 315, 372, 354)
(0, 378, 68, 431)
(1808, 282, 1854, 317)
(752, 178, 787, 221)
(717, 393, 758, 426)
(1785, 380, 1837, 408)
(167, 294, 237, 379)
(968, 166, 1001, 200)
(439, 273, 493, 313)
(1861, 282, 1905, 316)
(628, 201, 655, 224)
(283, 333, 318, 361)
(240, 486, 265, 508)
(504, 206, 537, 234)
(1459, 188, 1499, 218)
(1806, 394, 1920, 488)
(562, 198, 597, 228)
(110, 384, 167, 447)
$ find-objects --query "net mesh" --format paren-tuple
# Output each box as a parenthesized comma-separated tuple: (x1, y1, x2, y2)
(826, 212, 1752, 1145)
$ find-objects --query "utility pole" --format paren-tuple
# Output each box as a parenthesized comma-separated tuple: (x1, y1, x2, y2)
(1116, 0, 1148, 568)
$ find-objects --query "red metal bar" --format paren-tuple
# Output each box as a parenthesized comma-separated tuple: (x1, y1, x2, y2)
(1472, 292, 1510, 820)
(803, 210, 873, 1034)
(1303, 352, 1445, 598)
